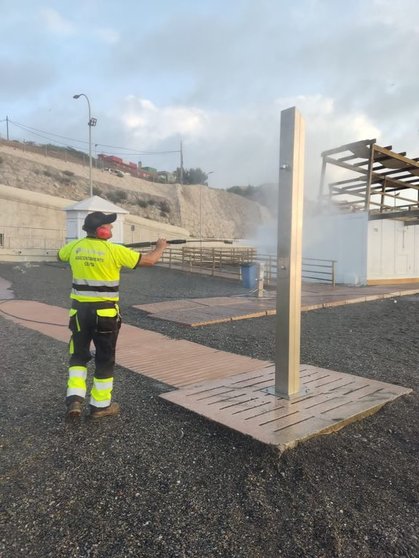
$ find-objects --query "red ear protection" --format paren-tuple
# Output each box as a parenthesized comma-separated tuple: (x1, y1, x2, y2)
(96, 226, 112, 240)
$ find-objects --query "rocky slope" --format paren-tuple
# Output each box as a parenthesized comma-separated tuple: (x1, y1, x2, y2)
(0, 143, 270, 239)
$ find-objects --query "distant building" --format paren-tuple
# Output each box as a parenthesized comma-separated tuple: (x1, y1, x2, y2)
(98, 154, 138, 177)
(157, 171, 176, 184)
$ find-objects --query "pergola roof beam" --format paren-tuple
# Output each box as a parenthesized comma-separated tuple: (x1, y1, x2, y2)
(321, 139, 375, 158)
(320, 140, 419, 221)
(373, 144, 419, 169)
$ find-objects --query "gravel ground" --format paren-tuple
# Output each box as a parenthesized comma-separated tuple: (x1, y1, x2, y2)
(0, 261, 418, 558)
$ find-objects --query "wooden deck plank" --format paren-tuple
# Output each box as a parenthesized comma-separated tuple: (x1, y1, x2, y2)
(161, 366, 411, 450)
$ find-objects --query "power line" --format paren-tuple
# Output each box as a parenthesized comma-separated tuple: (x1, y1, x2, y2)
(8, 120, 85, 147)
(9, 119, 87, 144)
(97, 143, 180, 155)
(7, 118, 180, 156)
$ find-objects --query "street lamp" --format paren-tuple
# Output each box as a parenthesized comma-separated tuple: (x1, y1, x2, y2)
(73, 93, 97, 197)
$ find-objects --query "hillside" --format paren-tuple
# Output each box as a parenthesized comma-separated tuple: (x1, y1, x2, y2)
(227, 183, 319, 217)
(0, 143, 270, 239)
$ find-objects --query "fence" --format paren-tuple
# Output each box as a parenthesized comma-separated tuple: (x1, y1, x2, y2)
(158, 247, 336, 286)
(256, 254, 336, 287)
(1, 139, 93, 168)
(0, 232, 336, 285)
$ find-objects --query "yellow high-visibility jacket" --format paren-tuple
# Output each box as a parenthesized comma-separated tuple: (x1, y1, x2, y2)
(58, 238, 141, 302)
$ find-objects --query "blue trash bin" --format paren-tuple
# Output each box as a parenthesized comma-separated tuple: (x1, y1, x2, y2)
(241, 263, 257, 289)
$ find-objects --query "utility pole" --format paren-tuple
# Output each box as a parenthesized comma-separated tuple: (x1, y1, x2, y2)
(6, 116, 9, 140)
(180, 139, 184, 185)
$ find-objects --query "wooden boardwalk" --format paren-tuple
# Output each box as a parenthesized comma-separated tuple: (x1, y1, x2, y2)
(0, 298, 412, 450)
(0, 299, 411, 450)
(0, 300, 270, 388)
(134, 282, 419, 326)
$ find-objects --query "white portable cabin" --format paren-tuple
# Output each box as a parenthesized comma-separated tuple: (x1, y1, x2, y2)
(303, 211, 419, 285)
(64, 196, 128, 244)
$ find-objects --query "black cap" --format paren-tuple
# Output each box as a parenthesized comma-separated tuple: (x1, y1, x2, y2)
(82, 211, 117, 232)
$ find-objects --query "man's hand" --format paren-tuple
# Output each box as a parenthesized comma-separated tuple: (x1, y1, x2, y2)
(155, 238, 168, 251)
(138, 238, 168, 267)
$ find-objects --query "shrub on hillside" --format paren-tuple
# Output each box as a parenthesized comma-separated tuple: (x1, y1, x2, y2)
(57, 176, 72, 186)
(107, 189, 128, 203)
(158, 200, 170, 214)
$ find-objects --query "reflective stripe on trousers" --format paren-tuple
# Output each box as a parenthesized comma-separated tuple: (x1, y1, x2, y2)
(67, 366, 87, 398)
(90, 377, 114, 408)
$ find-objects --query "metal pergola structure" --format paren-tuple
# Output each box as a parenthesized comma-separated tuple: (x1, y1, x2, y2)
(318, 139, 419, 225)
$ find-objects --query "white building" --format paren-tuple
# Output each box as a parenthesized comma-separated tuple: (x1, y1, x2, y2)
(307, 139, 419, 285)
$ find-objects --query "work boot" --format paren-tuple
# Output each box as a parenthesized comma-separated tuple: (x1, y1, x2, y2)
(89, 402, 120, 419)
(65, 401, 82, 421)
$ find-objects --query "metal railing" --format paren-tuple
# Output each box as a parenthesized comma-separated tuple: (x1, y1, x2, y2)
(158, 247, 336, 286)
(257, 254, 336, 287)
(0, 233, 336, 285)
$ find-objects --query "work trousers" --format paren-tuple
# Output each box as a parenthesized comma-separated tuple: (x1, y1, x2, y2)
(66, 300, 121, 409)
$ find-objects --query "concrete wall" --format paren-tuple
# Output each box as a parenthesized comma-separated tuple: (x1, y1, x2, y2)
(0, 184, 190, 262)
(303, 211, 369, 285)
(367, 219, 419, 282)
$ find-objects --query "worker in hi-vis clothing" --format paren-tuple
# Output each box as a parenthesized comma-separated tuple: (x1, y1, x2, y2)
(58, 211, 167, 420)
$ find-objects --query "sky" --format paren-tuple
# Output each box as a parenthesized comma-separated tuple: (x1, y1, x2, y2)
(1, 0, 419, 197)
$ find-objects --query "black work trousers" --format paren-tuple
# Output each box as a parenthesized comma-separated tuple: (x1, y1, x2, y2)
(67, 301, 121, 402)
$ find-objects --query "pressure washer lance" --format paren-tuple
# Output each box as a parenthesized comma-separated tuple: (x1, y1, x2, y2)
(125, 239, 234, 249)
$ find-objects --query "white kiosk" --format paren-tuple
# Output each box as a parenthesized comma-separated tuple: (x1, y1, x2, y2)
(64, 196, 128, 244)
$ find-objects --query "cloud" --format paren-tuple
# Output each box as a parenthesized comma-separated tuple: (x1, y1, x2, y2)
(94, 28, 120, 45)
(4, 0, 419, 196)
(106, 94, 381, 197)
(39, 8, 119, 45)
(0, 57, 55, 101)
(40, 8, 76, 36)
(121, 96, 207, 141)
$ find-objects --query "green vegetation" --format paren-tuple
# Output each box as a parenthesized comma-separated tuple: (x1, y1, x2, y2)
(57, 176, 72, 186)
(107, 189, 128, 203)
(159, 200, 171, 214)
(175, 167, 208, 185)
(227, 185, 257, 197)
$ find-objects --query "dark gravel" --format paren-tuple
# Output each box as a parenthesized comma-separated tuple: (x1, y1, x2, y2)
(0, 261, 418, 558)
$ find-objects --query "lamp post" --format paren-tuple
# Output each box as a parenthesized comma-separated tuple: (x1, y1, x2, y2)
(73, 93, 97, 197)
